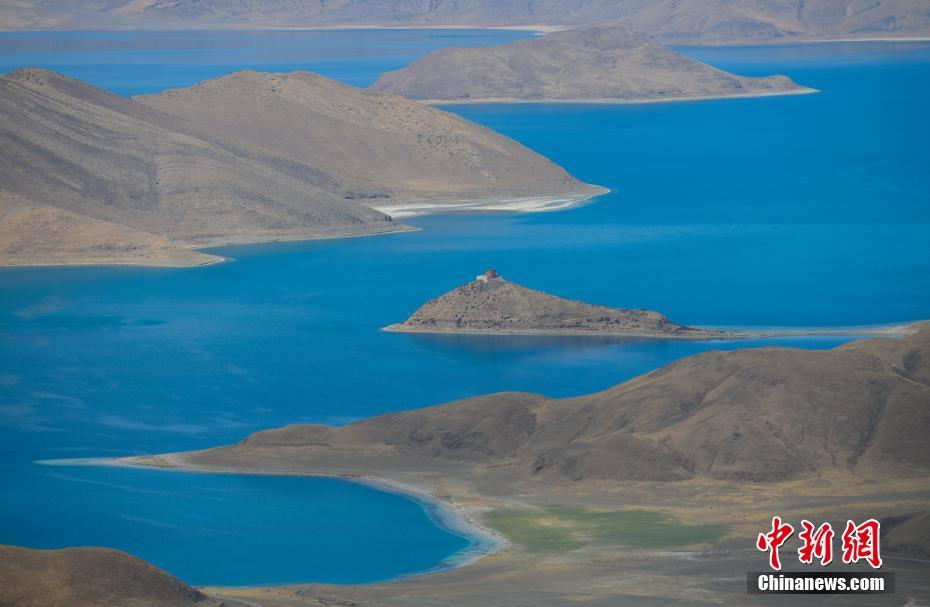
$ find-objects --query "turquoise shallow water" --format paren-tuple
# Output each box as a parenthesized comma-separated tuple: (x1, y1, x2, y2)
(1, 32, 929, 585)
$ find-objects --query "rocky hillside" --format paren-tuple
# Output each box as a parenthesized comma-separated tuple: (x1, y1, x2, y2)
(0, 545, 218, 607)
(385, 271, 727, 338)
(0, 69, 597, 266)
(0, 68, 397, 265)
(371, 26, 809, 103)
(3, 1, 928, 43)
(136, 71, 600, 206)
(198, 324, 930, 483)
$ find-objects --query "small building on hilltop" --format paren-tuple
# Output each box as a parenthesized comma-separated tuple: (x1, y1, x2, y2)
(476, 269, 498, 282)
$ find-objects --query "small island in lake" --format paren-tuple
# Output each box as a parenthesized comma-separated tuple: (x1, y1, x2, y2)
(370, 25, 814, 105)
(385, 269, 731, 338)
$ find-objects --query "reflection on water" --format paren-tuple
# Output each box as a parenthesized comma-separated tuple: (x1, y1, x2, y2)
(406, 331, 668, 353)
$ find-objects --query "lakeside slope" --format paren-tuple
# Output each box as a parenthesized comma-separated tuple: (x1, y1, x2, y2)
(371, 26, 813, 104)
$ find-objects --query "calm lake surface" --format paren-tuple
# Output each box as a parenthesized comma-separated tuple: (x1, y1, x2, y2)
(1, 31, 929, 585)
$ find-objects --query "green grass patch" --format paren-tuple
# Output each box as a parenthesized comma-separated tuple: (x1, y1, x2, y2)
(486, 506, 727, 554)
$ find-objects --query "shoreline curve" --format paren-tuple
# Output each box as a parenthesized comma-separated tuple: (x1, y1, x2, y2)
(416, 86, 819, 106)
(382, 321, 919, 340)
(36, 455, 509, 585)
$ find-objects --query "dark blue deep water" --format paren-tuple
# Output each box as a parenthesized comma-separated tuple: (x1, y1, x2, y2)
(1, 31, 929, 585)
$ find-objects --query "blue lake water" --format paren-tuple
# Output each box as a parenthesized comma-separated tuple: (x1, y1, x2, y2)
(1, 31, 929, 585)
(5, 463, 470, 586)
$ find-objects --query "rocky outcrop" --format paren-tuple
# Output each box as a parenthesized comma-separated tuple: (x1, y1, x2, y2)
(386, 271, 727, 338)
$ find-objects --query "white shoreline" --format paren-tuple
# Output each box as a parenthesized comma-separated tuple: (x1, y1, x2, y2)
(37, 455, 509, 584)
(418, 86, 819, 106)
(383, 321, 919, 339)
(0, 188, 606, 268)
(372, 188, 608, 218)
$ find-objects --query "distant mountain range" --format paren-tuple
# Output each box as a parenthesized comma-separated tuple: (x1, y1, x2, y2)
(0, 69, 597, 266)
(3, 0, 929, 43)
(371, 26, 812, 103)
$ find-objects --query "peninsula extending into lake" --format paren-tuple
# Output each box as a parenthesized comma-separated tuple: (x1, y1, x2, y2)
(117, 325, 930, 607)
(370, 26, 815, 104)
(0, 68, 603, 267)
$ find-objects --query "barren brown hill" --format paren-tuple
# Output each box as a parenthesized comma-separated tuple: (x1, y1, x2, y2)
(135, 71, 601, 207)
(386, 270, 727, 338)
(185, 324, 930, 483)
(0, 545, 219, 607)
(0, 191, 218, 267)
(371, 26, 810, 103)
(0, 68, 398, 265)
(0, 68, 598, 266)
(3, 1, 928, 43)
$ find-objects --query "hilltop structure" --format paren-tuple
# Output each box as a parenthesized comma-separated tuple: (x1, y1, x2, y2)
(386, 271, 729, 338)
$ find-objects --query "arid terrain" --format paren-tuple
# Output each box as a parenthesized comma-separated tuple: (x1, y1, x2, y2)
(115, 325, 930, 606)
(0, 68, 601, 267)
(386, 271, 730, 338)
(137, 71, 601, 210)
(371, 25, 812, 104)
(3, 0, 929, 44)
(0, 546, 220, 607)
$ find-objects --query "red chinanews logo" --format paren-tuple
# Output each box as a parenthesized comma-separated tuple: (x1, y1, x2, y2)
(756, 516, 882, 571)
